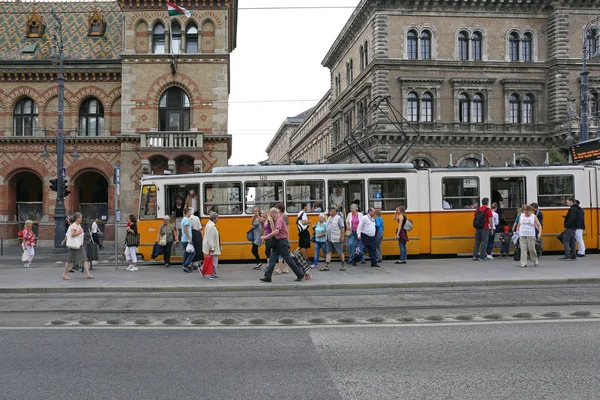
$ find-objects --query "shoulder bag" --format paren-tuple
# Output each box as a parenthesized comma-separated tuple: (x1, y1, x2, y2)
(66, 234, 81, 250)
(126, 231, 140, 247)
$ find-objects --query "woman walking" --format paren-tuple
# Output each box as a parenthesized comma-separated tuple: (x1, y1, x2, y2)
(202, 212, 221, 279)
(62, 212, 94, 280)
(395, 205, 409, 264)
(125, 214, 139, 272)
(20, 220, 35, 268)
(250, 207, 264, 270)
(311, 213, 327, 269)
(346, 204, 364, 265)
(516, 204, 542, 268)
(156, 216, 178, 267)
(374, 209, 384, 263)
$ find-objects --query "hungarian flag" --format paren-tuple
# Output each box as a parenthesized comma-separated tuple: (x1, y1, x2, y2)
(167, 2, 192, 18)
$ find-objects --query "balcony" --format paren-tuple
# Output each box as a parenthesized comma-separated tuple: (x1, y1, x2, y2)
(139, 131, 204, 150)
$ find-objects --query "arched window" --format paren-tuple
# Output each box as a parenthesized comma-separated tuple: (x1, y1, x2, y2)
(13, 97, 38, 136)
(79, 98, 104, 136)
(459, 93, 470, 123)
(407, 92, 419, 122)
(509, 32, 520, 61)
(591, 91, 599, 118)
(516, 158, 532, 166)
(459, 157, 480, 168)
(407, 30, 418, 59)
(522, 32, 532, 61)
(186, 23, 198, 53)
(523, 94, 534, 124)
(171, 21, 181, 54)
(458, 31, 469, 61)
(359, 45, 365, 72)
(472, 31, 482, 61)
(421, 92, 433, 122)
(364, 40, 369, 67)
(421, 30, 431, 60)
(509, 93, 521, 123)
(159, 87, 191, 131)
(412, 158, 432, 168)
(586, 28, 599, 59)
(153, 23, 166, 54)
(472, 93, 484, 123)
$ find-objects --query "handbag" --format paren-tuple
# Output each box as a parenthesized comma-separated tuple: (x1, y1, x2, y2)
(151, 243, 164, 259)
(186, 243, 195, 253)
(21, 250, 29, 262)
(66, 233, 81, 250)
(126, 232, 140, 247)
(246, 229, 254, 242)
(159, 234, 167, 246)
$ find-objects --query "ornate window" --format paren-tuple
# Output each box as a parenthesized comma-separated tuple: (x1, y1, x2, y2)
(186, 23, 199, 53)
(13, 98, 38, 136)
(171, 21, 181, 54)
(407, 30, 418, 60)
(421, 92, 433, 122)
(472, 31, 482, 61)
(459, 93, 470, 123)
(79, 98, 104, 136)
(88, 9, 105, 36)
(523, 94, 534, 124)
(421, 30, 431, 60)
(407, 92, 419, 122)
(458, 31, 469, 61)
(153, 23, 166, 54)
(26, 13, 45, 38)
(509, 32, 520, 61)
(472, 93, 484, 123)
(459, 158, 480, 168)
(159, 87, 191, 131)
(522, 32, 532, 62)
(509, 93, 521, 123)
(587, 28, 599, 59)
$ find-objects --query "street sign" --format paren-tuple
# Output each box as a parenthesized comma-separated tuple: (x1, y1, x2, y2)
(116, 209, 121, 222)
(114, 166, 121, 196)
(570, 139, 600, 163)
(61, 167, 66, 178)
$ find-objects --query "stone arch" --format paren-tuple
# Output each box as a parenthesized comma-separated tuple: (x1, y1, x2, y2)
(68, 158, 113, 183)
(72, 86, 109, 111)
(3, 165, 46, 185)
(107, 88, 122, 112)
(407, 152, 438, 167)
(201, 19, 215, 53)
(135, 19, 149, 53)
(6, 87, 42, 113)
(506, 153, 536, 166)
(148, 154, 169, 175)
(174, 155, 194, 174)
(146, 72, 203, 107)
(456, 153, 489, 168)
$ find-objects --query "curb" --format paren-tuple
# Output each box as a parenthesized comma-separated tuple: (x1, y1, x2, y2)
(2, 277, 600, 294)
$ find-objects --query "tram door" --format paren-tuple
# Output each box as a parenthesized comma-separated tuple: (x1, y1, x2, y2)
(328, 180, 365, 217)
(490, 177, 526, 228)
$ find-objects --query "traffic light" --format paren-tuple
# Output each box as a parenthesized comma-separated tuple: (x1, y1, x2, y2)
(63, 179, 71, 197)
(50, 179, 58, 192)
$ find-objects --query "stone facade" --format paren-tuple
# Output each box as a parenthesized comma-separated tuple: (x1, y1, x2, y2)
(267, 0, 600, 167)
(0, 0, 238, 245)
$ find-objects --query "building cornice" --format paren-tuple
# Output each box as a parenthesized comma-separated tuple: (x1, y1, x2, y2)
(499, 78, 547, 84)
(450, 78, 497, 84)
(0, 71, 121, 83)
(399, 77, 445, 83)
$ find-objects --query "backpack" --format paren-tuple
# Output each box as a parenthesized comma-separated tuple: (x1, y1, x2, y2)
(403, 219, 413, 232)
(473, 207, 488, 229)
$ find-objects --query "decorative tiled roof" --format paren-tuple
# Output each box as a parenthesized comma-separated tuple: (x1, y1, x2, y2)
(0, 1, 122, 61)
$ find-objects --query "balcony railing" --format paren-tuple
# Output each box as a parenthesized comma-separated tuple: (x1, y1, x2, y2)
(140, 131, 204, 149)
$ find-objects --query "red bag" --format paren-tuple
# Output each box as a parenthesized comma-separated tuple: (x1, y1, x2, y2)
(201, 256, 214, 276)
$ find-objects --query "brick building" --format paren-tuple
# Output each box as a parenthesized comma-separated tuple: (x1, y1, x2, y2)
(0, 0, 238, 245)
(267, 0, 600, 167)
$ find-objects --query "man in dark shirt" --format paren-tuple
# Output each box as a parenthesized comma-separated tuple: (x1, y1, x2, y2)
(560, 197, 579, 261)
(473, 197, 494, 261)
(575, 200, 586, 257)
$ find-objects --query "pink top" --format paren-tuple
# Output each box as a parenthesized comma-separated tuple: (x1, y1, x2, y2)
(274, 217, 288, 239)
(349, 213, 359, 231)
(264, 220, 272, 235)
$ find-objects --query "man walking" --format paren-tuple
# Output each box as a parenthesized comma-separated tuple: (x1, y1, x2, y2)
(356, 207, 382, 268)
(323, 206, 346, 271)
(259, 208, 305, 283)
(575, 199, 586, 257)
(180, 207, 195, 273)
(560, 197, 579, 261)
(473, 197, 494, 261)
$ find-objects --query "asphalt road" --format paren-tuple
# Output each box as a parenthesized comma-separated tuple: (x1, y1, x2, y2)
(3, 321, 600, 400)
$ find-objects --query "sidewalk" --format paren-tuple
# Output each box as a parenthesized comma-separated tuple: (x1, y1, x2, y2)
(1, 250, 599, 293)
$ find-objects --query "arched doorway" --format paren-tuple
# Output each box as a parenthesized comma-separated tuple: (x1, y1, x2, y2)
(10, 171, 43, 235)
(175, 155, 194, 174)
(149, 155, 169, 175)
(75, 170, 109, 233)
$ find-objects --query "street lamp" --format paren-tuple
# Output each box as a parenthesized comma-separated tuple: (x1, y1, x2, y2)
(580, 16, 600, 143)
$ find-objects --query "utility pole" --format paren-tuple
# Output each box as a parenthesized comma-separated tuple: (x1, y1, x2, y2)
(580, 16, 600, 143)
(51, 9, 67, 253)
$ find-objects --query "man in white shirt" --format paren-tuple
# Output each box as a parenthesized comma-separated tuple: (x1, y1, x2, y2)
(356, 207, 381, 268)
(330, 188, 344, 215)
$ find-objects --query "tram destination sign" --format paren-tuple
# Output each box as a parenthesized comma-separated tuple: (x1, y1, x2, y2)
(570, 139, 600, 163)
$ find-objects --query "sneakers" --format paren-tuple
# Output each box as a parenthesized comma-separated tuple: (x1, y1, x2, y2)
(183, 265, 192, 273)
(351, 261, 357, 266)
(340, 263, 346, 271)
(208, 275, 220, 280)
(311, 264, 318, 269)
(125, 265, 133, 272)
(534, 259, 539, 266)
(486, 255, 494, 260)
(131, 266, 139, 272)
(473, 257, 478, 261)
(520, 264, 527, 268)
(253, 263, 262, 270)
(319, 266, 330, 271)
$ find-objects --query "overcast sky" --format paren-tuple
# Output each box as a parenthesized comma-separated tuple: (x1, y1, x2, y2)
(228, 0, 360, 165)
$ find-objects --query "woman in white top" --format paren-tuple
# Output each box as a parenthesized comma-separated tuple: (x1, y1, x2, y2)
(62, 212, 94, 280)
(516, 204, 542, 268)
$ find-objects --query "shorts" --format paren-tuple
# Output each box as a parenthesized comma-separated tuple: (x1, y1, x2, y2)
(125, 246, 138, 264)
(298, 229, 311, 249)
(326, 241, 343, 255)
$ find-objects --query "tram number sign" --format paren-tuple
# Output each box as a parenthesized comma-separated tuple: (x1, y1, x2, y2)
(463, 178, 478, 188)
(259, 175, 268, 181)
(570, 139, 600, 163)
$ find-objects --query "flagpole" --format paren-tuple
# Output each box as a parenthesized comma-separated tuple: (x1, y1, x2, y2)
(169, 18, 174, 54)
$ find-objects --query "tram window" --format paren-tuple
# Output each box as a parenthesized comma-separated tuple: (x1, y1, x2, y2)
(203, 182, 242, 215)
(442, 177, 480, 209)
(166, 184, 200, 217)
(537, 175, 574, 207)
(286, 180, 325, 213)
(139, 185, 157, 220)
(245, 181, 283, 213)
(368, 179, 406, 211)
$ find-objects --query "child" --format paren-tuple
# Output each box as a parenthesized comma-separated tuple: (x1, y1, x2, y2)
(499, 226, 512, 258)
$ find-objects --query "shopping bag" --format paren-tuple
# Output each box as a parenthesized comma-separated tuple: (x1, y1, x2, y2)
(151, 243, 164, 259)
(201, 256, 214, 276)
(185, 243, 195, 253)
(513, 246, 521, 261)
(21, 250, 29, 262)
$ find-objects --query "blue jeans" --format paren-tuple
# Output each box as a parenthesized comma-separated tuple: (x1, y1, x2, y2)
(473, 229, 490, 260)
(398, 240, 407, 261)
(348, 231, 365, 262)
(313, 241, 327, 266)
(181, 242, 195, 268)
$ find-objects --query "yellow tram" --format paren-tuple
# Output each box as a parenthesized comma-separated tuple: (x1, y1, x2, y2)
(137, 163, 599, 261)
